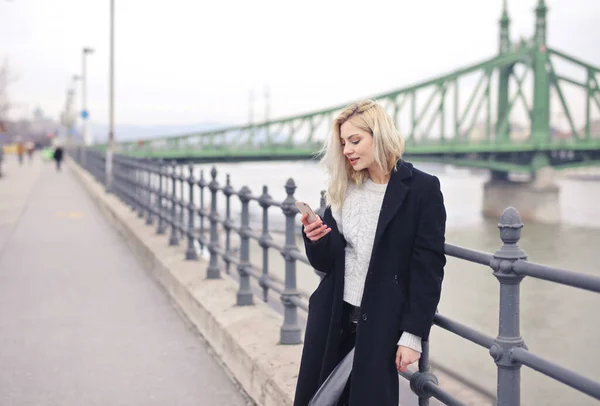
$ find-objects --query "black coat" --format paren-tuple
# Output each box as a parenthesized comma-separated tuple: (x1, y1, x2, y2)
(293, 160, 446, 406)
(53, 147, 64, 161)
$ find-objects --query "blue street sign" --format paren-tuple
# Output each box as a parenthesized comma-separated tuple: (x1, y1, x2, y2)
(81, 110, 89, 119)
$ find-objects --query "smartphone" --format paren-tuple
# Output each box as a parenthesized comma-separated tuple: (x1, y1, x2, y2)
(295, 201, 318, 223)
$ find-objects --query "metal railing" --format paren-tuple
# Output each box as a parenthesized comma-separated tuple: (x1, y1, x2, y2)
(71, 147, 600, 406)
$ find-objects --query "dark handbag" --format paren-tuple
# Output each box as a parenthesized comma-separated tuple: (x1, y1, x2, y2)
(308, 348, 355, 406)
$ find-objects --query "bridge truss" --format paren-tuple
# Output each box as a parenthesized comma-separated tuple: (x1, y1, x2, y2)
(109, 0, 600, 173)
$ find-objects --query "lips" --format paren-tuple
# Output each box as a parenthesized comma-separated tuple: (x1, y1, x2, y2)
(349, 157, 359, 165)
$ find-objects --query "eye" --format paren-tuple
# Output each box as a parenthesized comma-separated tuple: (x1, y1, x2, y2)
(351, 140, 360, 145)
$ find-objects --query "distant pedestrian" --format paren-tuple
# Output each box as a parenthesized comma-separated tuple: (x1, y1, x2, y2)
(294, 100, 446, 406)
(53, 145, 64, 171)
(17, 141, 25, 165)
(26, 141, 35, 163)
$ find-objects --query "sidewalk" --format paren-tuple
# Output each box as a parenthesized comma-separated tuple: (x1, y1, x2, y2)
(0, 158, 251, 406)
(0, 156, 43, 254)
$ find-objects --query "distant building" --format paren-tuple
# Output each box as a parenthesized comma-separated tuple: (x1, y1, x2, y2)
(558, 119, 600, 140)
(461, 121, 530, 143)
(0, 110, 61, 148)
(462, 121, 575, 143)
(582, 119, 600, 138)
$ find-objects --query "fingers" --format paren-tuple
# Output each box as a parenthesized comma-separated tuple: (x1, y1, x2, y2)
(397, 354, 409, 373)
(300, 213, 311, 226)
(397, 356, 410, 373)
(396, 348, 420, 372)
(306, 223, 331, 241)
(301, 215, 331, 242)
(300, 214, 320, 228)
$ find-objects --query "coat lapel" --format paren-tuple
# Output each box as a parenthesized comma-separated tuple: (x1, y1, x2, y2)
(371, 160, 413, 253)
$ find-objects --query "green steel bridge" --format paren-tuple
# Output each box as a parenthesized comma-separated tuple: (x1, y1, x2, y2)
(104, 0, 600, 175)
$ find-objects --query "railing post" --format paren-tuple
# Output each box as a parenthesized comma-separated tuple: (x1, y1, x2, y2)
(156, 159, 167, 235)
(280, 178, 301, 345)
(121, 157, 130, 207)
(185, 163, 197, 260)
(197, 170, 207, 252)
(117, 155, 125, 203)
(100, 152, 106, 185)
(489, 207, 528, 406)
(409, 340, 438, 406)
(111, 154, 119, 199)
(169, 161, 180, 246)
(145, 160, 154, 226)
(237, 186, 254, 306)
(137, 160, 145, 218)
(98, 152, 102, 183)
(87, 149, 92, 177)
(258, 185, 273, 302)
(128, 158, 136, 211)
(206, 167, 221, 279)
(316, 190, 327, 219)
(179, 163, 185, 239)
(90, 151, 96, 179)
(223, 175, 234, 275)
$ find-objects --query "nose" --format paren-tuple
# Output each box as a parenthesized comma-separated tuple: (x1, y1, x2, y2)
(343, 144, 353, 157)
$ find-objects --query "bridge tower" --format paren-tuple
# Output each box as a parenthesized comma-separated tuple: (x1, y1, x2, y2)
(483, 0, 560, 224)
(496, 0, 511, 143)
(531, 0, 551, 148)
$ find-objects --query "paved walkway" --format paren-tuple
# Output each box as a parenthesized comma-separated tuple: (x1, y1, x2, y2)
(0, 156, 43, 254)
(0, 157, 251, 406)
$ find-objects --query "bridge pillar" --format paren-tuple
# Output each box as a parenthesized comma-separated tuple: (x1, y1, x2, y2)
(482, 167, 560, 224)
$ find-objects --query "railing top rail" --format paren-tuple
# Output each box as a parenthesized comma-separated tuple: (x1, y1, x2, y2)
(511, 347, 600, 400)
(445, 243, 494, 266)
(446, 241, 600, 293)
(512, 259, 600, 293)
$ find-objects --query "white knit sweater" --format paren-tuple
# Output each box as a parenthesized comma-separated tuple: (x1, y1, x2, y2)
(331, 178, 422, 352)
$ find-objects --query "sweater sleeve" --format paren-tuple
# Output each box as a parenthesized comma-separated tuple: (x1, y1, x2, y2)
(397, 332, 422, 353)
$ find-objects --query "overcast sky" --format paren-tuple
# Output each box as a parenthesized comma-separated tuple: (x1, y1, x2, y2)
(1, 0, 599, 133)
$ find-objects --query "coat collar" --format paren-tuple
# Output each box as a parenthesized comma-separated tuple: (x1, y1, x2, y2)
(371, 159, 413, 252)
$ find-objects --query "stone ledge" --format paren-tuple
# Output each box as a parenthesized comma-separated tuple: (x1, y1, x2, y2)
(67, 158, 300, 406)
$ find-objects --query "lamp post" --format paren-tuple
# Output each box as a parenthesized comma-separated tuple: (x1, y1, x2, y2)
(67, 74, 80, 147)
(81, 47, 94, 146)
(106, 0, 115, 192)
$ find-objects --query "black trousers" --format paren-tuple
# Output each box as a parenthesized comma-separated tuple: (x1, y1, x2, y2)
(336, 302, 359, 406)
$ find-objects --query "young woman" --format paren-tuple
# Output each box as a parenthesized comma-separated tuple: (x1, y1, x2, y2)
(293, 100, 446, 406)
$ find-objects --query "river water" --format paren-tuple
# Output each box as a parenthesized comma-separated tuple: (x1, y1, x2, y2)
(187, 160, 600, 406)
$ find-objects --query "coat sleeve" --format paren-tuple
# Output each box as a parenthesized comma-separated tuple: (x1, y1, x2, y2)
(301, 207, 341, 274)
(399, 175, 446, 341)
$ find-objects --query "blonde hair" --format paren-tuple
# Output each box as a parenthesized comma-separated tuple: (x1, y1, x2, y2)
(319, 99, 405, 209)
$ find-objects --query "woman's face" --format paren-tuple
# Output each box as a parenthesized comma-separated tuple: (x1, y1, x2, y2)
(339, 119, 375, 172)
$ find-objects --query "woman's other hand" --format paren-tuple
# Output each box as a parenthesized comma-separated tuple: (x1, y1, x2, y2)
(301, 213, 331, 242)
(396, 346, 421, 372)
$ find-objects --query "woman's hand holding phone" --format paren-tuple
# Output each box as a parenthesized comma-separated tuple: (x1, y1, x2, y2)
(301, 213, 331, 242)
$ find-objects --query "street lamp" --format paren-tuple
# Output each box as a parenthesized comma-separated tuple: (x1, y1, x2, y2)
(81, 47, 94, 147)
(67, 74, 80, 147)
(106, 0, 115, 192)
